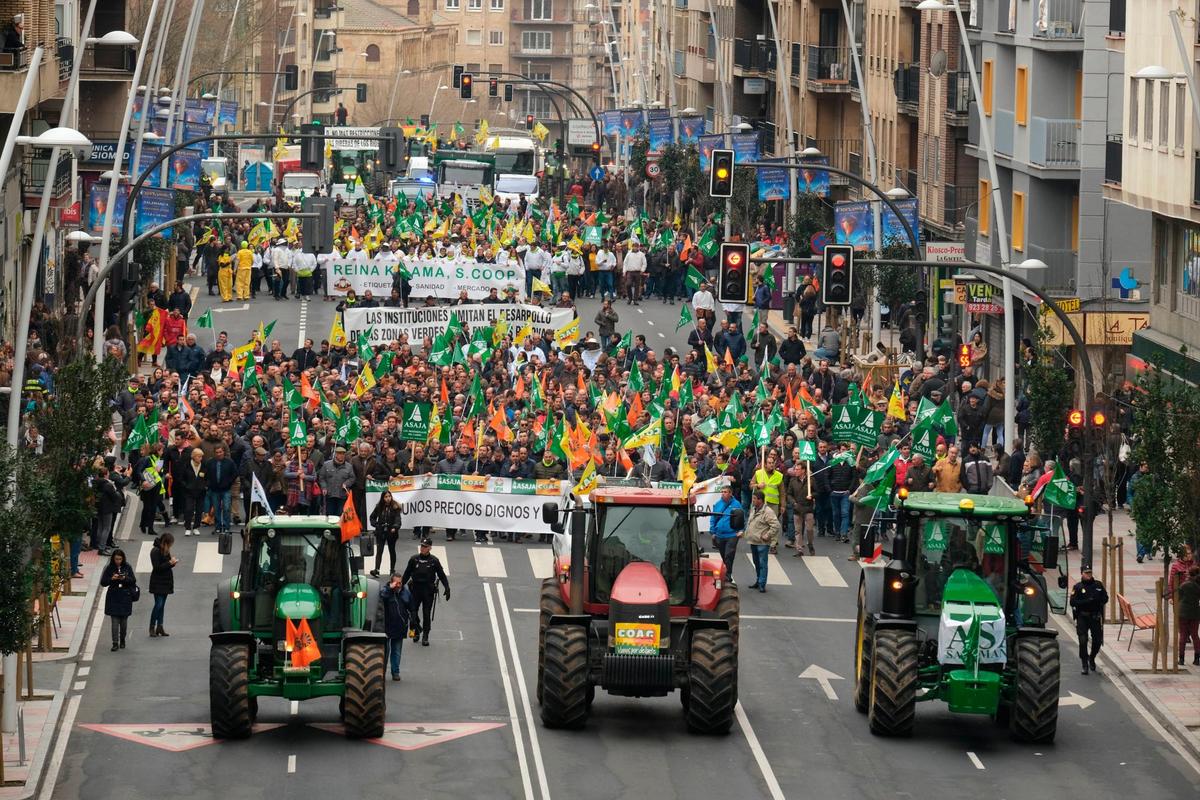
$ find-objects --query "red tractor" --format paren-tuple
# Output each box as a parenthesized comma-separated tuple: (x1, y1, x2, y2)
(538, 484, 742, 734)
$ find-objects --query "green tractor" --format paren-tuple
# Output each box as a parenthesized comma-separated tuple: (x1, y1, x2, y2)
(209, 516, 386, 739)
(853, 491, 1061, 742)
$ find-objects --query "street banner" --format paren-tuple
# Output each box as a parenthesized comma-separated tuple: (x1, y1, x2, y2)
(648, 118, 674, 153)
(697, 135, 723, 172)
(326, 126, 380, 151)
(126, 142, 163, 185)
(731, 131, 760, 164)
(831, 404, 885, 447)
(343, 304, 575, 348)
(756, 166, 791, 202)
(601, 110, 622, 138)
(834, 201, 873, 251)
(797, 156, 831, 197)
(183, 122, 209, 151)
(365, 476, 570, 535)
(135, 188, 175, 239)
(677, 116, 706, 144)
(217, 102, 238, 126)
(325, 257, 527, 300)
(87, 183, 128, 234)
(881, 197, 921, 248)
(619, 110, 645, 139)
(169, 150, 201, 190)
(401, 401, 432, 442)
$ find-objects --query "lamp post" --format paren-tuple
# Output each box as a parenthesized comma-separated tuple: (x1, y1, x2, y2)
(917, 0, 1016, 449)
(267, 9, 306, 130)
(427, 83, 450, 126)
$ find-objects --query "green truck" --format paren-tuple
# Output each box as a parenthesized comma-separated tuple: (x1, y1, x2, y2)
(853, 491, 1060, 742)
(210, 516, 385, 739)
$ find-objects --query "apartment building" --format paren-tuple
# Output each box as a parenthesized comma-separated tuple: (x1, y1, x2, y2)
(262, 0, 345, 128)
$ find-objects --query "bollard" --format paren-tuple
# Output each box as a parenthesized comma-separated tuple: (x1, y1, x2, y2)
(17, 705, 25, 765)
(23, 640, 32, 699)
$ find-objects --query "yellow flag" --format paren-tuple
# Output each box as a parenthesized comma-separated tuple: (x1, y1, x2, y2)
(330, 314, 348, 348)
(284, 218, 300, 244)
(523, 221, 537, 243)
(704, 345, 717, 374)
(492, 311, 508, 346)
(324, 140, 333, 160)
(623, 418, 662, 450)
(566, 236, 584, 254)
(475, 118, 490, 145)
(354, 364, 377, 397)
(532, 121, 550, 143)
(554, 317, 580, 348)
(531, 276, 552, 295)
(513, 320, 533, 345)
(574, 459, 598, 496)
(247, 221, 269, 248)
(888, 382, 907, 421)
(230, 341, 255, 374)
(489, 136, 501, 151)
(273, 131, 288, 161)
(478, 185, 494, 206)
(678, 456, 696, 498)
(709, 428, 746, 450)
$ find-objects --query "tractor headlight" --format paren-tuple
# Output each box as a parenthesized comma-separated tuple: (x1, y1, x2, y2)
(231, 590, 240, 599)
(356, 591, 366, 599)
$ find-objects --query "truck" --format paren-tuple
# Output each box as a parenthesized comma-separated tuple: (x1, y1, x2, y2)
(491, 135, 542, 202)
(434, 157, 494, 202)
(201, 156, 230, 192)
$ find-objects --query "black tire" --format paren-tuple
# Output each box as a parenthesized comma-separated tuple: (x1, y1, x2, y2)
(540, 625, 590, 729)
(209, 643, 253, 739)
(212, 599, 223, 634)
(868, 628, 919, 737)
(1008, 636, 1060, 743)
(343, 641, 387, 739)
(537, 578, 568, 705)
(685, 629, 737, 735)
(715, 583, 740, 646)
(853, 580, 872, 714)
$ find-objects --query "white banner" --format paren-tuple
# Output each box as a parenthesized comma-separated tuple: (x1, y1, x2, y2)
(325, 257, 527, 301)
(344, 304, 575, 347)
(366, 475, 569, 535)
(326, 126, 380, 151)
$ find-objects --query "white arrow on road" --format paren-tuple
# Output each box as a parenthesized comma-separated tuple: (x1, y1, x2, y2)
(212, 303, 249, 313)
(1059, 691, 1095, 709)
(798, 665, 844, 700)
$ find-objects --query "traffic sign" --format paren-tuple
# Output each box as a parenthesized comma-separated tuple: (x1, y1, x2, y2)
(645, 162, 662, 179)
(810, 232, 828, 254)
(589, 165, 605, 181)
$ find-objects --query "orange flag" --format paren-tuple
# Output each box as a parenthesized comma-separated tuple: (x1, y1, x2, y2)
(724, 348, 734, 368)
(458, 419, 476, 450)
(339, 493, 362, 543)
(300, 372, 319, 410)
(489, 404, 514, 442)
(617, 448, 633, 472)
(626, 392, 644, 428)
(576, 370, 586, 393)
(785, 382, 797, 415)
(514, 375, 527, 400)
(440, 377, 449, 406)
(799, 382, 816, 405)
(286, 618, 321, 668)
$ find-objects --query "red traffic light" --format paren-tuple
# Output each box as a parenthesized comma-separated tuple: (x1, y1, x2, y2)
(830, 254, 846, 269)
(725, 251, 743, 268)
(1067, 409, 1084, 427)
(957, 343, 971, 368)
(1091, 411, 1107, 427)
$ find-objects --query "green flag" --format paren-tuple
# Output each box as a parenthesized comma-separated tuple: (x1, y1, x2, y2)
(676, 304, 693, 331)
(1043, 462, 1078, 509)
(696, 225, 718, 258)
(610, 330, 632, 355)
(283, 375, 303, 409)
(694, 417, 717, 438)
(288, 415, 307, 447)
(123, 414, 150, 453)
(761, 267, 776, 291)
(910, 417, 937, 461)
(678, 377, 694, 409)
(684, 265, 705, 292)
(629, 360, 644, 393)
(797, 439, 817, 462)
(261, 319, 276, 341)
(864, 445, 900, 485)
(401, 401, 432, 442)
(195, 309, 213, 329)
(429, 333, 454, 367)
(858, 470, 896, 511)
(357, 328, 375, 363)
(530, 372, 546, 411)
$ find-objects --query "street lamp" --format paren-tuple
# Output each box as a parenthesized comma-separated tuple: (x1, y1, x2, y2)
(201, 91, 217, 100)
(15, 127, 92, 151)
(1134, 65, 1173, 80)
(66, 230, 101, 244)
(885, 187, 910, 200)
(89, 30, 139, 46)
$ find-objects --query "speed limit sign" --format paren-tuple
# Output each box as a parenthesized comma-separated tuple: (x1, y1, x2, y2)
(646, 162, 662, 178)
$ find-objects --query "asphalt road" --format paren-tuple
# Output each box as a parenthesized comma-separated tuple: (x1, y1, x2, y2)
(43, 289, 1200, 798)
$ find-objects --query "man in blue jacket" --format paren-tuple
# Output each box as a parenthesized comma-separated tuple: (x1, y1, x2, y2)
(204, 444, 237, 535)
(379, 573, 413, 681)
(711, 485, 744, 586)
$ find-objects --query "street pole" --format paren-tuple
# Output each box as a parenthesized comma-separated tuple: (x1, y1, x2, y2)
(701, 0, 733, 239)
(267, 9, 302, 131)
(130, 0, 176, 187)
(212, 0, 242, 157)
(162, 0, 204, 166)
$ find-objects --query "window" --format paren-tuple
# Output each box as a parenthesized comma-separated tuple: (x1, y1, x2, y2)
(522, 30, 552, 52)
(446, 0, 459, 8)
(489, 29, 503, 45)
(932, 136, 940, 183)
(365, 44, 380, 62)
(1145, 79, 1155, 144)
(1160, 82, 1170, 147)
(1129, 78, 1139, 140)
(1179, 223, 1200, 304)
(524, 93, 552, 117)
(408, 0, 419, 13)
(982, 59, 993, 116)
(1177, 83, 1187, 151)
(978, 178, 990, 236)
(1015, 65, 1028, 126)
(1011, 190, 1025, 251)
(468, 0, 482, 10)
(489, 62, 503, 73)
(527, 0, 552, 20)
(491, 0, 504, 8)
(466, 29, 482, 45)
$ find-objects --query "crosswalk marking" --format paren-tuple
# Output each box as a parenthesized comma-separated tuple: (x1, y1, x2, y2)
(473, 546, 507, 579)
(528, 549, 555, 580)
(803, 556, 848, 588)
(430, 545, 449, 574)
(192, 541, 224, 574)
(135, 541, 155, 575)
(744, 553, 793, 586)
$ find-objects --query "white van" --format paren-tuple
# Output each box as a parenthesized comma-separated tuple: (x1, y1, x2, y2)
(407, 156, 433, 182)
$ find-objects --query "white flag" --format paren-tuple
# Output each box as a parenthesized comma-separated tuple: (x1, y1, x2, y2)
(251, 471, 275, 520)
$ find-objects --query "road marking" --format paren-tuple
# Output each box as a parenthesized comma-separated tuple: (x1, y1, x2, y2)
(967, 751, 985, 770)
(744, 553, 792, 585)
(797, 665, 843, 700)
(430, 545, 449, 573)
(290, 700, 299, 716)
(1059, 691, 1095, 709)
(135, 540, 155, 574)
(193, 541, 224, 573)
(527, 549, 555, 579)
(287, 754, 296, 774)
(496, 583, 551, 800)
(73, 681, 86, 692)
(741, 614, 855, 623)
(647, 319, 655, 326)
(37, 695, 81, 800)
(482, 583, 535, 800)
(77, 667, 90, 677)
(803, 555, 849, 587)
(658, 332, 665, 338)
(81, 583, 108, 662)
(188, 285, 200, 303)
(473, 546, 507, 579)
(212, 303, 249, 313)
(734, 702, 786, 800)
(297, 302, 308, 348)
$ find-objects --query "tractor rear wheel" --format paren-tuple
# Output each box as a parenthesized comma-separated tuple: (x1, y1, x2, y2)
(685, 628, 737, 735)
(212, 599, 223, 634)
(853, 580, 872, 714)
(537, 578, 568, 705)
(209, 643, 253, 739)
(1009, 636, 1060, 743)
(540, 625, 590, 729)
(343, 641, 387, 739)
(715, 583, 740, 646)
(868, 628, 918, 737)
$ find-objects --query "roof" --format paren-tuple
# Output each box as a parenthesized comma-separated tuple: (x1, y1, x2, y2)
(341, 0, 416, 29)
(249, 515, 341, 530)
(592, 487, 691, 507)
(897, 492, 1031, 519)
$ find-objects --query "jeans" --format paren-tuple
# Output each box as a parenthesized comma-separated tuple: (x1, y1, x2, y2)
(750, 544, 770, 587)
(325, 496, 347, 516)
(981, 422, 1004, 449)
(782, 507, 795, 544)
(110, 615, 128, 646)
(94, 512, 114, 550)
(150, 594, 168, 628)
(831, 492, 852, 538)
(597, 270, 614, 298)
(69, 537, 82, 575)
(813, 494, 833, 537)
(715, 536, 738, 582)
(388, 636, 404, 675)
(207, 490, 232, 531)
(525, 269, 538, 298)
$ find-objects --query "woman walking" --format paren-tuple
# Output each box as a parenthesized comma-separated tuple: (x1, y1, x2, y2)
(148, 533, 178, 637)
(369, 490, 402, 578)
(179, 448, 207, 536)
(99, 549, 138, 651)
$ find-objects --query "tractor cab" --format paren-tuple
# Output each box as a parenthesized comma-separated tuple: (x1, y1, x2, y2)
(247, 524, 354, 632)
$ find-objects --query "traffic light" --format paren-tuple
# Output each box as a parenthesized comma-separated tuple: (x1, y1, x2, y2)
(821, 244, 854, 306)
(302, 196, 337, 254)
(1090, 409, 1107, 428)
(709, 148, 734, 197)
(488, 77, 498, 97)
(299, 122, 324, 170)
(957, 343, 971, 369)
(591, 141, 601, 161)
(526, 114, 534, 130)
(419, 113, 429, 128)
(460, 73, 473, 99)
(717, 243, 750, 304)
(283, 64, 298, 91)
(504, 83, 514, 102)
(453, 65, 463, 89)
(1067, 409, 1085, 428)
(380, 125, 405, 171)
(356, 83, 367, 103)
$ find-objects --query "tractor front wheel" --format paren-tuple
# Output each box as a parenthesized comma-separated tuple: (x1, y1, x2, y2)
(343, 641, 387, 739)
(853, 581, 872, 714)
(540, 625, 590, 729)
(210, 643, 253, 739)
(685, 628, 737, 735)
(1009, 636, 1060, 743)
(868, 628, 918, 737)
(715, 583, 740, 646)
(537, 578, 568, 705)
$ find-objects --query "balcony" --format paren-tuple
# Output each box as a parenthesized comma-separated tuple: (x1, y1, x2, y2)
(510, 7, 574, 24)
(946, 71, 971, 125)
(78, 44, 135, 77)
(1105, 134, 1122, 185)
(1030, 117, 1080, 168)
(900, 168, 918, 197)
(1033, 0, 1083, 42)
(894, 64, 919, 115)
(943, 184, 978, 228)
(0, 49, 68, 112)
(733, 38, 776, 74)
(313, 3, 342, 19)
(1026, 245, 1077, 292)
(509, 42, 572, 58)
(806, 45, 858, 93)
(1193, 151, 1200, 206)
(993, 109, 1015, 156)
(22, 149, 72, 202)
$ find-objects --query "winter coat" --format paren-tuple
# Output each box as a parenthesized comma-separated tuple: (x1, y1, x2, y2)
(786, 472, 815, 514)
(905, 462, 934, 492)
(379, 582, 413, 639)
(95, 477, 124, 515)
(932, 458, 963, 493)
(148, 543, 176, 596)
(100, 561, 138, 617)
(370, 501, 402, 535)
(317, 459, 356, 499)
(178, 460, 207, 496)
(960, 454, 994, 494)
(779, 336, 807, 365)
(744, 503, 781, 546)
(534, 459, 568, 480)
(204, 456, 237, 492)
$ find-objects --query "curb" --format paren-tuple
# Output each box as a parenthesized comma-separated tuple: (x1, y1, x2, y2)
(5, 677, 69, 800)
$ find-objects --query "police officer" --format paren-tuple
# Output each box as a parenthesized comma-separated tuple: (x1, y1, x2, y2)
(1069, 566, 1109, 674)
(401, 538, 450, 647)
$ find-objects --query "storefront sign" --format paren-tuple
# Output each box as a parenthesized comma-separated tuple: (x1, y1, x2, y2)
(954, 280, 1003, 314)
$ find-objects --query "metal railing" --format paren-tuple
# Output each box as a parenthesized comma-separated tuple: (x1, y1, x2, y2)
(994, 109, 1015, 156)
(1105, 134, 1122, 184)
(1027, 245, 1077, 291)
(947, 71, 971, 115)
(806, 45, 857, 86)
(901, 168, 918, 196)
(79, 45, 134, 72)
(1193, 151, 1200, 206)
(943, 184, 978, 227)
(1030, 116, 1080, 167)
(791, 43, 801, 77)
(1034, 0, 1084, 40)
(509, 42, 572, 57)
(894, 64, 919, 106)
(733, 38, 776, 72)
(22, 150, 72, 197)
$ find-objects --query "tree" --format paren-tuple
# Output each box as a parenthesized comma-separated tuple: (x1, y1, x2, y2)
(1023, 324, 1074, 461)
(0, 450, 44, 658)
(786, 194, 832, 258)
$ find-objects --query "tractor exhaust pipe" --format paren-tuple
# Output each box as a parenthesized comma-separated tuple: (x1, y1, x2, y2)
(569, 506, 586, 615)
